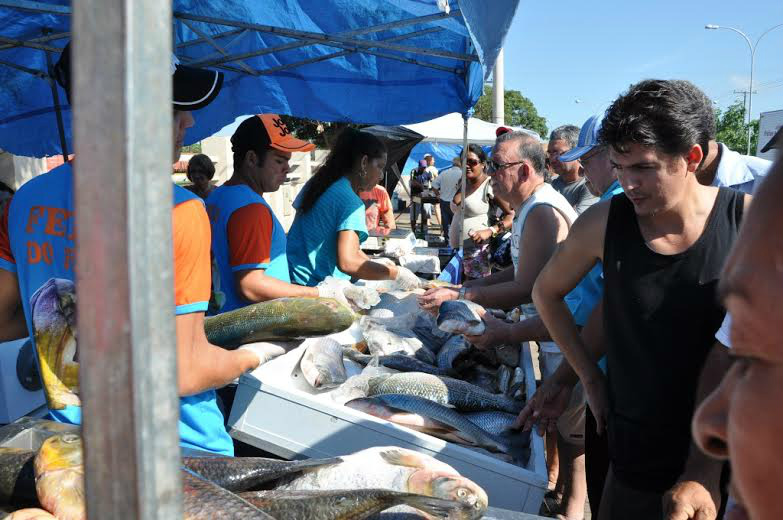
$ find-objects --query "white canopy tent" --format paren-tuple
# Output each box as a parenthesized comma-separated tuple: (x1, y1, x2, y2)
(402, 112, 539, 145)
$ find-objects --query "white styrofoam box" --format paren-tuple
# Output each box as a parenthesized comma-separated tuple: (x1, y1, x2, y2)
(0, 338, 46, 424)
(228, 337, 547, 513)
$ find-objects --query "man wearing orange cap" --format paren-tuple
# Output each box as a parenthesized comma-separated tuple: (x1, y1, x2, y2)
(206, 114, 327, 312)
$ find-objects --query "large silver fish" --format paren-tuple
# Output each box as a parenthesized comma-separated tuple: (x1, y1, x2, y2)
(344, 397, 462, 440)
(362, 321, 436, 365)
(436, 336, 469, 372)
(239, 488, 472, 519)
(274, 447, 487, 519)
(344, 349, 447, 376)
(373, 394, 510, 454)
(368, 372, 523, 414)
(496, 365, 512, 395)
(436, 301, 485, 336)
(300, 337, 348, 389)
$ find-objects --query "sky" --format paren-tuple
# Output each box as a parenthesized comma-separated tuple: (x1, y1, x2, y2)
(503, 0, 783, 132)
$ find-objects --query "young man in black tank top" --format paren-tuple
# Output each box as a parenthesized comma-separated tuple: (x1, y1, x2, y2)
(531, 79, 751, 520)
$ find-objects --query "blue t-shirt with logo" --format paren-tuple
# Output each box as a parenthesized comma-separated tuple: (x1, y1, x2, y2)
(0, 164, 233, 455)
(287, 177, 368, 286)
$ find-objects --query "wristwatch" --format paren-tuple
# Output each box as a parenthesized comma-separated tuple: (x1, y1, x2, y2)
(458, 287, 466, 300)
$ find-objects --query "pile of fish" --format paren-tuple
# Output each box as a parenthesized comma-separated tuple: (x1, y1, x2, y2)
(0, 431, 488, 519)
(292, 299, 529, 463)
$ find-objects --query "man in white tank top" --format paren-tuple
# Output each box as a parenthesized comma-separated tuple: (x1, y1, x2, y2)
(419, 131, 583, 512)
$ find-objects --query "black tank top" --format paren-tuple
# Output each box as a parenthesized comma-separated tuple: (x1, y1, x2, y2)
(603, 188, 743, 491)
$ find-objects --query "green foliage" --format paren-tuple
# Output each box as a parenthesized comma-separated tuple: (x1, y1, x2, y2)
(278, 116, 366, 148)
(473, 86, 548, 138)
(181, 142, 202, 154)
(715, 100, 759, 155)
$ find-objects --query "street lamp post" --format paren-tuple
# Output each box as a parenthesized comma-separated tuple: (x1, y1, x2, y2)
(706, 23, 783, 155)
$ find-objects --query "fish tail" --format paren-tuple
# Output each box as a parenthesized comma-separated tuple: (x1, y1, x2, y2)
(398, 493, 469, 519)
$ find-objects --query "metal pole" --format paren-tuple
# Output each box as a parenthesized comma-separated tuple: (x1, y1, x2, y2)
(43, 39, 69, 162)
(705, 23, 783, 155)
(73, 0, 182, 518)
(492, 48, 504, 125)
(459, 115, 468, 252)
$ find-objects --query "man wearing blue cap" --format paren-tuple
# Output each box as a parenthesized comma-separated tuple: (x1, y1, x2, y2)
(548, 125, 599, 214)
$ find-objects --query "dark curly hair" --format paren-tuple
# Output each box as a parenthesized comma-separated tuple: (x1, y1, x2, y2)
(599, 79, 715, 161)
(298, 128, 386, 213)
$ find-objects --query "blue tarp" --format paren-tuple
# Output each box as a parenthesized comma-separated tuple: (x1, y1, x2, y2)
(402, 141, 491, 175)
(0, 0, 519, 157)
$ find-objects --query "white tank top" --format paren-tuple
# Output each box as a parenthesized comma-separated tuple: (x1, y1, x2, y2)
(510, 182, 578, 354)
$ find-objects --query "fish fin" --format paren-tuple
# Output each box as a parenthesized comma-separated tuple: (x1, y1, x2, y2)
(291, 456, 343, 473)
(379, 448, 430, 469)
(399, 493, 471, 519)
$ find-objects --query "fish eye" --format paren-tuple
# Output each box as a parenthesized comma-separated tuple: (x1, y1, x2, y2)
(62, 433, 79, 443)
(474, 502, 482, 509)
(457, 488, 467, 498)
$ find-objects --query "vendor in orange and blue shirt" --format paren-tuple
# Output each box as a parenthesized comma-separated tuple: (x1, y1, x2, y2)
(0, 43, 261, 456)
(206, 115, 323, 313)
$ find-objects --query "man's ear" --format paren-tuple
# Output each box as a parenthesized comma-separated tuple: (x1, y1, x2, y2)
(685, 144, 704, 173)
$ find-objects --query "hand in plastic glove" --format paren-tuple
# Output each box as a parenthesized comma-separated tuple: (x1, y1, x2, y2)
(238, 342, 287, 367)
(317, 277, 353, 309)
(393, 265, 422, 291)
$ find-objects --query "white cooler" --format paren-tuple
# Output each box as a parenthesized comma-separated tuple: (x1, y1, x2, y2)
(0, 338, 46, 424)
(228, 336, 547, 514)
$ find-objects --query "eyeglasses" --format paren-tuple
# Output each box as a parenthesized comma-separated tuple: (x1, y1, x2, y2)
(488, 160, 524, 174)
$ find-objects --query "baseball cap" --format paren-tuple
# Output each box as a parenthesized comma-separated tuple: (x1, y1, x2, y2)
(423, 153, 433, 158)
(231, 114, 315, 157)
(559, 115, 602, 162)
(418, 159, 428, 168)
(495, 126, 512, 137)
(53, 42, 223, 111)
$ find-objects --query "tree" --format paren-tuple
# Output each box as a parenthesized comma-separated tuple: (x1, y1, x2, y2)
(715, 100, 759, 155)
(278, 116, 366, 149)
(473, 86, 548, 138)
(181, 142, 202, 154)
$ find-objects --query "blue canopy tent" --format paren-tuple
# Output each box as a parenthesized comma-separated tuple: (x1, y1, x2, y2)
(0, 0, 520, 158)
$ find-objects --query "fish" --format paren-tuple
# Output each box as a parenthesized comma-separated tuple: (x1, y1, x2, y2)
(462, 412, 519, 437)
(34, 433, 84, 520)
(29, 278, 80, 410)
(274, 446, 487, 519)
(204, 297, 356, 348)
(0, 448, 37, 507)
(182, 455, 343, 493)
(436, 336, 469, 372)
(436, 301, 485, 336)
(238, 488, 472, 520)
(372, 394, 511, 453)
(344, 349, 448, 376)
(459, 365, 499, 395)
(411, 314, 452, 353)
(496, 365, 511, 395)
(300, 337, 348, 389)
(362, 323, 436, 365)
(494, 344, 519, 368)
(34, 434, 277, 520)
(509, 367, 525, 398)
(422, 280, 460, 290)
(345, 397, 454, 434)
(181, 468, 276, 519)
(367, 372, 523, 414)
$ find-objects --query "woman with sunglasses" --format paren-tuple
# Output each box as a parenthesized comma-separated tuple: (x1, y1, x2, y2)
(450, 144, 513, 279)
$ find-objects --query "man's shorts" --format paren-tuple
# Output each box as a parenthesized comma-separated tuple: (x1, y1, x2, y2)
(557, 380, 586, 446)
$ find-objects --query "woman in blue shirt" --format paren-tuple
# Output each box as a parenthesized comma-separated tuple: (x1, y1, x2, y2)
(287, 129, 417, 287)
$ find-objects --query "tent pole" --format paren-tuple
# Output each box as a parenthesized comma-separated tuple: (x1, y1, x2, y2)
(459, 113, 468, 253)
(43, 31, 69, 162)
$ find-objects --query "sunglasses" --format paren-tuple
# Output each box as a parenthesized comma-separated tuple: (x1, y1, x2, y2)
(465, 158, 481, 167)
(488, 160, 524, 173)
